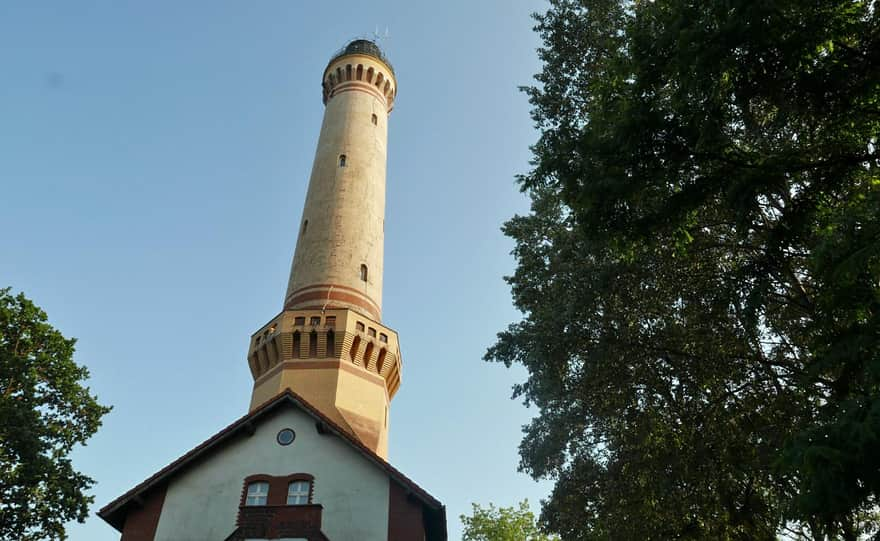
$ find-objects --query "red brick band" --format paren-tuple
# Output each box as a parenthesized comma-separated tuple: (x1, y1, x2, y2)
(327, 81, 391, 108)
(285, 284, 381, 320)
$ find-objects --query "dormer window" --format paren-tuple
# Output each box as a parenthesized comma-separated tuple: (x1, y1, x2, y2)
(287, 480, 311, 505)
(245, 482, 269, 506)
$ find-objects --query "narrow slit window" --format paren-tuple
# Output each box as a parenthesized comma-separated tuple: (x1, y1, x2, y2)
(339, 154, 347, 167)
(301, 220, 308, 235)
(309, 330, 318, 357)
(371, 113, 378, 125)
(360, 264, 368, 282)
(292, 331, 301, 358)
(363, 342, 374, 370)
(349, 335, 361, 362)
(326, 329, 335, 357)
(377, 348, 387, 374)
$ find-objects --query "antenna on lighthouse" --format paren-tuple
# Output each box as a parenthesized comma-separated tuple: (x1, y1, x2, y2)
(372, 26, 391, 57)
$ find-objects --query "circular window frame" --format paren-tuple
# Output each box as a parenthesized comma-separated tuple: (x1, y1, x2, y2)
(276, 428, 296, 446)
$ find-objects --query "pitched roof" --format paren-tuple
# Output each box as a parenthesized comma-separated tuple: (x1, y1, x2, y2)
(98, 390, 446, 540)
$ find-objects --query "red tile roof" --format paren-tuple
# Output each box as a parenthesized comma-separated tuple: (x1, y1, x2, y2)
(98, 390, 446, 540)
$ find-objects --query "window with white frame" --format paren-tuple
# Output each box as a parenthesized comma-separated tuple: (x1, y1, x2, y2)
(245, 481, 269, 506)
(287, 480, 310, 505)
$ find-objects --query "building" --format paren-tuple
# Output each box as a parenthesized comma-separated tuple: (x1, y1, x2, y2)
(99, 39, 447, 541)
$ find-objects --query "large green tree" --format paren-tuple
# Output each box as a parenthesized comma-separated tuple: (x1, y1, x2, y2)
(488, 1, 880, 539)
(461, 500, 558, 541)
(0, 288, 111, 540)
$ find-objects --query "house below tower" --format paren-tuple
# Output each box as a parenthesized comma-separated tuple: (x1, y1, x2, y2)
(98, 391, 446, 541)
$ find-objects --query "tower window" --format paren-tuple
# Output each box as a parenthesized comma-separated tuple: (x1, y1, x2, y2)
(356, 322, 365, 332)
(301, 220, 308, 235)
(245, 482, 269, 506)
(309, 316, 321, 326)
(338, 154, 347, 167)
(360, 264, 368, 282)
(287, 480, 311, 505)
(371, 113, 378, 125)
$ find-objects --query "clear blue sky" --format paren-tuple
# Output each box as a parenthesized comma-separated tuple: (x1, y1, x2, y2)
(0, 2, 549, 539)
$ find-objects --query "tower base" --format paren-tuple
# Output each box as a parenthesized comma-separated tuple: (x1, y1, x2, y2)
(248, 308, 401, 459)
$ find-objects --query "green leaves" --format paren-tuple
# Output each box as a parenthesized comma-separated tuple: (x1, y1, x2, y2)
(490, 0, 880, 538)
(461, 500, 559, 541)
(0, 288, 111, 541)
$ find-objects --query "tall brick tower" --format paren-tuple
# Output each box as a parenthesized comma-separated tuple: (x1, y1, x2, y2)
(100, 41, 447, 541)
(246, 40, 399, 459)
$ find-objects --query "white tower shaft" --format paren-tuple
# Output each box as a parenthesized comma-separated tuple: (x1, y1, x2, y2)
(285, 49, 397, 322)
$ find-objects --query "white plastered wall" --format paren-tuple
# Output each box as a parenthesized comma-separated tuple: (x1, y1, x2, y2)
(153, 406, 390, 540)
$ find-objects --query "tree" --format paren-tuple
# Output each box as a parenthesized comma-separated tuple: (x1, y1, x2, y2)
(0, 288, 112, 540)
(487, 1, 880, 539)
(461, 500, 558, 541)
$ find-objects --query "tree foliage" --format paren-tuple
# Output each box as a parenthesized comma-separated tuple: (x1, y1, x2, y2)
(0, 288, 111, 540)
(488, 0, 880, 539)
(461, 500, 558, 541)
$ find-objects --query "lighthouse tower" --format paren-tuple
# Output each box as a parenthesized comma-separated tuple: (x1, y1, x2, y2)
(246, 40, 400, 459)
(99, 40, 447, 541)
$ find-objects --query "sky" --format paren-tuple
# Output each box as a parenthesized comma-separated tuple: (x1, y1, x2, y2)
(0, 1, 550, 539)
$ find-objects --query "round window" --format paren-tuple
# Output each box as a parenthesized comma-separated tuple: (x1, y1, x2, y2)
(276, 428, 296, 446)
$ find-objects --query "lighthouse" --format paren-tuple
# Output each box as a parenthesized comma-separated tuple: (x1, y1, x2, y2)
(99, 40, 447, 541)
(247, 39, 401, 459)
